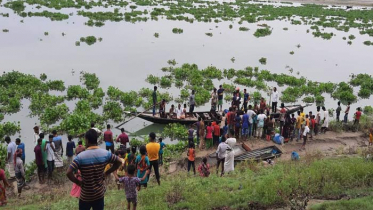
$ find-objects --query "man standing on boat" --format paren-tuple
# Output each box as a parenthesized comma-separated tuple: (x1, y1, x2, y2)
(271, 87, 279, 113)
(116, 128, 129, 151)
(243, 89, 250, 112)
(152, 86, 157, 116)
(217, 85, 224, 112)
(189, 90, 196, 118)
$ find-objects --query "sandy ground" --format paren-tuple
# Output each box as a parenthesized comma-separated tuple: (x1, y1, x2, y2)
(280, 0, 373, 7)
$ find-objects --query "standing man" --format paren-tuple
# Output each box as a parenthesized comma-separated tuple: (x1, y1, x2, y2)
(116, 128, 129, 151)
(146, 132, 161, 185)
(216, 137, 229, 177)
(211, 88, 218, 112)
(336, 101, 342, 122)
(279, 103, 286, 135)
(243, 89, 250, 112)
(52, 130, 64, 169)
(40, 133, 48, 172)
(217, 85, 225, 112)
(34, 138, 45, 184)
(14, 149, 25, 198)
(247, 105, 256, 138)
(344, 102, 351, 123)
(104, 124, 114, 153)
(189, 90, 196, 118)
(45, 135, 55, 183)
(16, 138, 25, 165)
(33, 126, 40, 145)
(67, 129, 121, 210)
(242, 110, 249, 140)
(152, 86, 157, 116)
(5, 136, 16, 178)
(271, 87, 279, 113)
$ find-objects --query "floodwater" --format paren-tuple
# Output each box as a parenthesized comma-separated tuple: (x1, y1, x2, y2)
(1, 2, 373, 162)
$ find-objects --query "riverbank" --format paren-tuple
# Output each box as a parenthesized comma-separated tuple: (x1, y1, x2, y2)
(4, 131, 373, 209)
(283, 0, 373, 7)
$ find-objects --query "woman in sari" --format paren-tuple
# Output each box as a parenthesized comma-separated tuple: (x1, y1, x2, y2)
(0, 160, 10, 206)
(224, 133, 236, 174)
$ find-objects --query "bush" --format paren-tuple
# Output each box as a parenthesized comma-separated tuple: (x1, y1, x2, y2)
(363, 106, 373, 115)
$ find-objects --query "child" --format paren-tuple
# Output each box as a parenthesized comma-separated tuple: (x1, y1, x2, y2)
(205, 122, 213, 149)
(117, 164, 149, 210)
(187, 142, 196, 175)
(369, 129, 373, 146)
(300, 125, 310, 151)
(75, 141, 85, 155)
(135, 145, 150, 189)
(310, 115, 316, 139)
(126, 146, 137, 166)
(66, 135, 76, 163)
(197, 157, 210, 177)
(115, 150, 126, 190)
(158, 138, 166, 166)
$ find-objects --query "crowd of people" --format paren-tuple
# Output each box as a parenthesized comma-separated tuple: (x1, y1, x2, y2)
(0, 85, 370, 209)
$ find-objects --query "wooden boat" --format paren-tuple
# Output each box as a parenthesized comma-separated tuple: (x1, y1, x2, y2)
(134, 103, 311, 125)
(234, 145, 282, 162)
(136, 111, 220, 125)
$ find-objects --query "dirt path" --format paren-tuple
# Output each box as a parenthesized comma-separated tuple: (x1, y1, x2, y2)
(281, 0, 373, 7)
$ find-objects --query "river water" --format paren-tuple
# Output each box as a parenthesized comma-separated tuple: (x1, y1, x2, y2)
(1, 2, 373, 162)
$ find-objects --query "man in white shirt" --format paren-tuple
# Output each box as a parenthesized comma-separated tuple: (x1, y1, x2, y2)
(33, 126, 40, 145)
(271, 87, 279, 113)
(247, 105, 256, 137)
(5, 136, 16, 178)
(301, 125, 310, 151)
(256, 110, 267, 139)
(224, 131, 236, 174)
(216, 138, 229, 177)
(176, 104, 183, 119)
(45, 135, 56, 182)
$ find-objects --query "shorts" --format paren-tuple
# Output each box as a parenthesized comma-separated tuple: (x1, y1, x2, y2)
(127, 197, 137, 204)
(218, 99, 223, 105)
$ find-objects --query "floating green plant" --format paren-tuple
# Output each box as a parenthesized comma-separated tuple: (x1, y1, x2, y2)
(254, 27, 272, 37)
(239, 27, 249, 31)
(363, 41, 372, 46)
(290, 51, 294, 55)
(348, 34, 356, 40)
(154, 33, 159, 38)
(75, 41, 80, 46)
(283, 27, 288, 30)
(44, 32, 48, 36)
(172, 28, 183, 34)
(259, 57, 267, 65)
(205, 32, 213, 37)
(2, 29, 9, 32)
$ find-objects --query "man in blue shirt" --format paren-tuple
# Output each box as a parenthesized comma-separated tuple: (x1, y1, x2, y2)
(242, 111, 249, 140)
(243, 89, 250, 112)
(16, 138, 25, 165)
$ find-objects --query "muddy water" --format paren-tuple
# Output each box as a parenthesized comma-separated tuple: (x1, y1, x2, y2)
(1, 3, 373, 162)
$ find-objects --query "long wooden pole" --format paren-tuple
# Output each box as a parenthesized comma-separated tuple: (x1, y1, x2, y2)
(115, 103, 159, 130)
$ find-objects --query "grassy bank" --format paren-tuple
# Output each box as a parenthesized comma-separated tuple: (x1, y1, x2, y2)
(9, 155, 373, 210)
(310, 196, 373, 210)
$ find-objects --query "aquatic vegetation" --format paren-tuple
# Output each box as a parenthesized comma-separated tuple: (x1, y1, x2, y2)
(290, 51, 294, 55)
(348, 34, 356, 40)
(80, 72, 100, 90)
(172, 28, 183, 34)
(154, 33, 159, 38)
(162, 123, 187, 140)
(312, 31, 333, 40)
(302, 96, 315, 103)
(39, 73, 47, 81)
(44, 32, 48, 36)
(79, 36, 97, 45)
(103, 101, 123, 123)
(4, 1, 25, 12)
(75, 41, 80, 46)
(239, 27, 249, 31)
(283, 27, 288, 30)
(145, 74, 160, 85)
(0, 122, 21, 142)
(2, 29, 9, 33)
(363, 41, 372, 46)
(230, 57, 235, 63)
(40, 104, 69, 126)
(167, 59, 177, 66)
(160, 76, 172, 88)
(251, 91, 262, 103)
(66, 85, 90, 100)
(259, 57, 267, 65)
(254, 27, 272, 38)
(98, 37, 103, 42)
(205, 33, 213, 37)
(332, 82, 357, 104)
(229, 24, 233, 29)
(347, 41, 352, 45)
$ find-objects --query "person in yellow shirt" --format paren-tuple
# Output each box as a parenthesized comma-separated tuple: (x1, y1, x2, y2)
(296, 111, 303, 141)
(369, 128, 373, 146)
(146, 132, 161, 185)
(114, 150, 126, 190)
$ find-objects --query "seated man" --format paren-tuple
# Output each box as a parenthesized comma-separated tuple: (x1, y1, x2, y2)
(169, 104, 176, 119)
(159, 99, 166, 118)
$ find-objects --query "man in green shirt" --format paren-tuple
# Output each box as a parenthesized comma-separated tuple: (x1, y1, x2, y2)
(152, 86, 157, 116)
(40, 133, 48, 170)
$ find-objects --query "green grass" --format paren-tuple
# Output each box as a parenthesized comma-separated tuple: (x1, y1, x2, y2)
(10, 157, 373, 210)
(310, 196, 373, 210)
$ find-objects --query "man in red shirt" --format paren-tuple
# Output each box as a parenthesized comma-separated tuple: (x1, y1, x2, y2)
(116, 128, 129, 151)
(104, 124, 114, 153)
(354, 107, 362, 125)
(213, 121, 220, 146)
